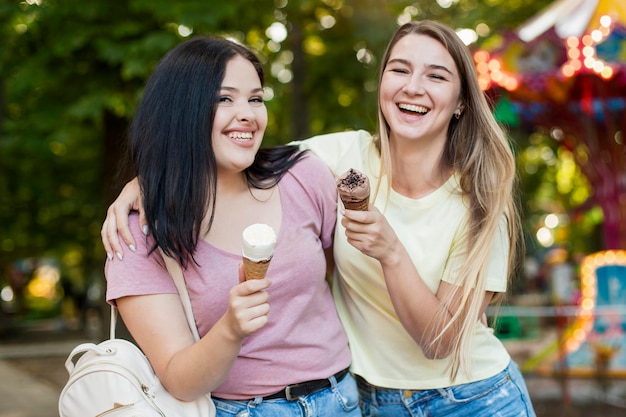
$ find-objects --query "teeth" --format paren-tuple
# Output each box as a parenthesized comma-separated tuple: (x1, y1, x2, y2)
(229, 132, 253, 140)
(399, 103, 428, 114)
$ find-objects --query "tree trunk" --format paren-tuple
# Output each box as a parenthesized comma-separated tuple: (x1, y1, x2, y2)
(101, 110, 129, 206)
(288, 22, 309, 141)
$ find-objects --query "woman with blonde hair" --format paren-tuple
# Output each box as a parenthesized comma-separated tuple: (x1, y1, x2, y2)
(103, 20, 535, 416)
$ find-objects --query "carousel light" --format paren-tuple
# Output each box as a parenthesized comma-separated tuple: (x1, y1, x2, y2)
(567, 48, 580, 59)
(582, 287, 596, 298)
(582, 45, 595, 57)
(571, 59, 582, 71)
(605, 251, 617, 263)
(566, 36, 579, 48)
(593, 61, 604, 73)
(566, 340, 579, 351)
(593, 253, 604, 266)
(582, 298, 594, 310)
(491, 71, 503, 83)
(504, 77, 518, 91)
(582, 35, 594, 46)
(473, 50, 489, 63)
(600, 15, 612, 27)
(476, 61, 489, 74)
(478, 76, 490, 91)
(562, 66, 574, 77)
(560, 250, 626, 354)
(591, 29, 603, 42)
(584, 57, 596, 68)
(487, 59, 501, 72)
(582, 274, 594, 286)
(574, 329, 586, 341)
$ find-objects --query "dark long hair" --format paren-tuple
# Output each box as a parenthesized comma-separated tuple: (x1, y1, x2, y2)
(128, 36, 304, 267)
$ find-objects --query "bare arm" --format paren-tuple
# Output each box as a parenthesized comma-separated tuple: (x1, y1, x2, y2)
(117, 265, 270, 401)
(101, 178, 144, 260)
(340, 208, 492, 359)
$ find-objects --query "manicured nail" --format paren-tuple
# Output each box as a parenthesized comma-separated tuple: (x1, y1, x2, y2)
(142, 225, 149, 235)
(129, 244, 136, 253)
(106, 252, 113, 261)
(339, 209, 345, 216)
(116, 252, 123, 261)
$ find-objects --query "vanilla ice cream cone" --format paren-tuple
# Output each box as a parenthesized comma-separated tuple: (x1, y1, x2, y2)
(242, 223, 276, 280)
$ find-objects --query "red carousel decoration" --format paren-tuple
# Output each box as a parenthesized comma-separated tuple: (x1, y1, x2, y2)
(475, 0, 626, 250)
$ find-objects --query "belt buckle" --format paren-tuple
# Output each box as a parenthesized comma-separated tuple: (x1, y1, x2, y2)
(285, 383, 302, 401)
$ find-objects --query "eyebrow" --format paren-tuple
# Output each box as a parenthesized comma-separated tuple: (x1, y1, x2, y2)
(220, 86, 264, 93)
(387, 58, 454, 76)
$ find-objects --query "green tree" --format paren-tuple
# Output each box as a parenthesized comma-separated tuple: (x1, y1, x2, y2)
(0, 0, 552, 328)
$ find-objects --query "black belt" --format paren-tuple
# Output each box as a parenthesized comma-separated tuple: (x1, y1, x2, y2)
(263, 368, 350, 401)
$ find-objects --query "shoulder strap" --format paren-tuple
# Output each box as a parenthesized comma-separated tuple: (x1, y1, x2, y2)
(108, 250, 201, 342)
(159, 250, 201, 342)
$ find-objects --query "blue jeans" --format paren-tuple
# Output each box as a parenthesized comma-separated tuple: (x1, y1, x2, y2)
(358, 360, 536, 417)
(213, 372, 361, 417)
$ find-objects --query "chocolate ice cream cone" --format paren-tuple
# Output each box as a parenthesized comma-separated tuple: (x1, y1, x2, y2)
(337, 168, 370, 211)
(341, 198, 369, 211)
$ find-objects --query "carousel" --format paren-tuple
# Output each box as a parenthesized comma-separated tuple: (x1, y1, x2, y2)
(476, 0, 626, 391)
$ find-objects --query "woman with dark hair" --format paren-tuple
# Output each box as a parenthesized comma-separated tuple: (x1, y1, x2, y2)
(104, 21, 536, 416)
(105, 36, 359, 417)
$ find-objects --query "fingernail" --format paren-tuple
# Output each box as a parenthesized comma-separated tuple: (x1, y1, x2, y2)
(129, 244, 136, 253)
(106, 252, 113, 261)
(142, 225, 149, 235)
(339, 209, 345, 216)
(116, 252, 123, 261)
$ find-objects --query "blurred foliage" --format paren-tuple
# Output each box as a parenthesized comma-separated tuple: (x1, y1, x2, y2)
(513, 127, 601, 258)
(2, 0, 565, 321)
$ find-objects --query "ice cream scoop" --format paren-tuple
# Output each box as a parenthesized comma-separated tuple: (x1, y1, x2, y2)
(242, 223, 276, 279)
(337, 168, 370, 211)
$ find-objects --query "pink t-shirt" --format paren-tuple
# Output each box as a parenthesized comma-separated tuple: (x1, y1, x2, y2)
(104, 154, 351, 399)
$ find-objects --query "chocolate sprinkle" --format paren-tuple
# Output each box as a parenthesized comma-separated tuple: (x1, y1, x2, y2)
(338, 168, 366, 189)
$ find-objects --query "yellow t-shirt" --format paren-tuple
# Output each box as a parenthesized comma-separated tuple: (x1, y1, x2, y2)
(296, 130, 511, 389)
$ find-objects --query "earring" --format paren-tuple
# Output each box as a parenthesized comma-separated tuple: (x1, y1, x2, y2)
(454, 111, 461, 120)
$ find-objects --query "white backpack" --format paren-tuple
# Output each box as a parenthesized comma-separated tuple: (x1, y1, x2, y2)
(58, 255, 216, 416)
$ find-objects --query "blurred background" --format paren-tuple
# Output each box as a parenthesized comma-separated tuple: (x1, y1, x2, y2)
(1, 0, 625, 415)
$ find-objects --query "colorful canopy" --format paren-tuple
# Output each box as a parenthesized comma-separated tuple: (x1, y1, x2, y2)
(517, 0, 626, 41)
(475, 0, 626, 98)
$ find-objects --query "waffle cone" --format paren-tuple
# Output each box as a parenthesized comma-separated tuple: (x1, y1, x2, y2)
(341, 197, 369, 211)
(243, 256, 272, 280)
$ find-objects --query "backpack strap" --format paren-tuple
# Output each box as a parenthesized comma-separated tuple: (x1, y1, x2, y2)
(159, 250, 201, 342)
(108, 250, 201, 342)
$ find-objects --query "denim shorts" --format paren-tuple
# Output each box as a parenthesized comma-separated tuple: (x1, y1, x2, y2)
(213, 371, 361, 417)
(357, 360, 536, 417)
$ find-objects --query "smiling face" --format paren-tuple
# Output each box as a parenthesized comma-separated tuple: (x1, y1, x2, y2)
(379, 34, 464, 149)
(211, 55, 268, 175)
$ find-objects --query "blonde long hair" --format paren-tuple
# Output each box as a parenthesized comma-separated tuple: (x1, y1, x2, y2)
(374, 20, 523, 381)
